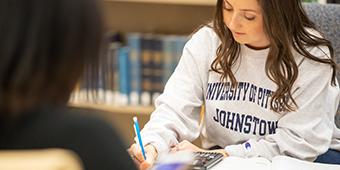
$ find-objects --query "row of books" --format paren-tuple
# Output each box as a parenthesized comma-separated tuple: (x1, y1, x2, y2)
(70, 32, 188, 106)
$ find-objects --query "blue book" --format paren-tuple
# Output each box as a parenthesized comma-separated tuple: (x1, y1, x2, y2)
(127, 33, 142, 105)
(118, 46, 131, 105)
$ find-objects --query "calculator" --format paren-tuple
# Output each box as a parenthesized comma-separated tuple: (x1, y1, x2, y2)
(191, 152, 224, 170)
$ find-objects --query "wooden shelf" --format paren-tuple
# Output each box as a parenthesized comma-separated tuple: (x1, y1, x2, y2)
(102, 0, 215, 34)
(69, 103, 154, 115)
(105, 0, 215, 6)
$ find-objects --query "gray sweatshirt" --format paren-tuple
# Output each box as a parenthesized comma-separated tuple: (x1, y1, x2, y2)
(140, 26, 340, 161)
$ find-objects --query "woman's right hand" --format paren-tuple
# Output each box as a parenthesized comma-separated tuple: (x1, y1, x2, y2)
(128, 143, 158, 170)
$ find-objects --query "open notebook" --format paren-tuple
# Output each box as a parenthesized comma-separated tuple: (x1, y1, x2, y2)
(211, 156, 340, 170)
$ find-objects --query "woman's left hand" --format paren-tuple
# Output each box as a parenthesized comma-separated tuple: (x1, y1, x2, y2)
(171, 140, 229, 157)
(170, 140, 204, 152)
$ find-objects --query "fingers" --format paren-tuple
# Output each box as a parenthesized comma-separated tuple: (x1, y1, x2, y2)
(138, 145, 157, 170)
(140, 160, 152, 170)
(129, 144, 158, 170)
(128, 144, 144, 164)
(145, 145, 157, 162)
(171, 140, 202, 152)
(128, 144, 141, 168)
(132, 156, 141, 168)
(128, 144, 145, 170)
(170, 145, 178, 153)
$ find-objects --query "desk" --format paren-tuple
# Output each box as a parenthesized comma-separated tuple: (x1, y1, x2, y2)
(211, 156, 340, 170)
(154, 152, 340, 170)
(211, 157, 270, 170)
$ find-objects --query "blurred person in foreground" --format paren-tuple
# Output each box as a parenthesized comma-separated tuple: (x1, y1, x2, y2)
(0, 0, 136, 169)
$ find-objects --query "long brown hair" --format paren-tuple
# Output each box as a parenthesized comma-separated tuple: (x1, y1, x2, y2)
(211, 0, 337, 113)
(0, 0, 104, 116)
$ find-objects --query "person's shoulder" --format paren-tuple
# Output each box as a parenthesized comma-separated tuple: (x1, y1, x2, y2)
(185, 24, 220, 55)
(303, 28, 331, 60)
(190, 25, 218, 42)
(293, 28, 331, 65)
(47, 107, 137, 170)
(293, 29, 334, 79)
(36, 106, 115, 135)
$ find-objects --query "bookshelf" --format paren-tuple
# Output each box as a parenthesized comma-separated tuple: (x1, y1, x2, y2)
(70, 103, 154, 115)
(72, 0, 214, 111)
(71, 0, 214, 144)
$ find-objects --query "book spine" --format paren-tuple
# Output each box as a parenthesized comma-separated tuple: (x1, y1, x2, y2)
(118, 46, 131, 105)
(151, 36, 164, 104)
(127, 33, 142, 105)
(108, 35, 122, 105)
(140, 35, 153, 106)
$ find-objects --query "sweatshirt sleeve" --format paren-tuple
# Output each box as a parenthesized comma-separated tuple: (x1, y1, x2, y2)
(225, 46, 340, 161)
(140, 27, 214, 157)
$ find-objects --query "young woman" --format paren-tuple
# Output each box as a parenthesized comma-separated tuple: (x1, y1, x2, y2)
(129, 0, 340, 169)
(0, 0, 136, 169)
